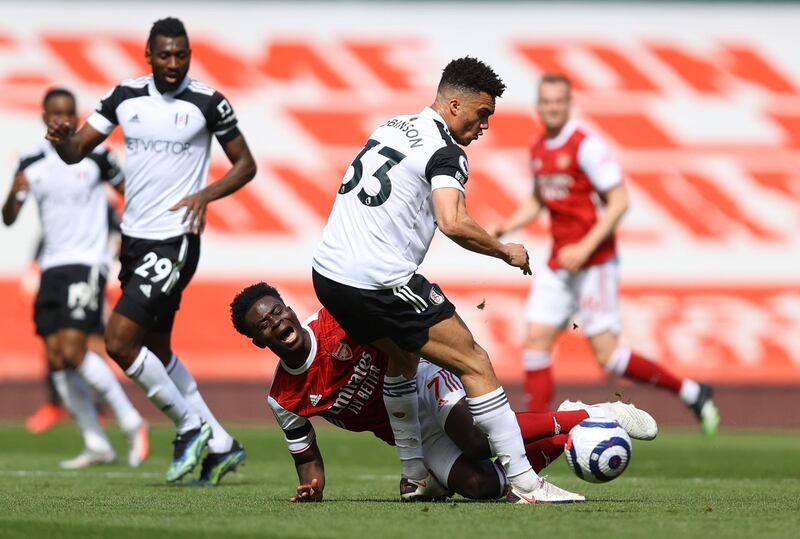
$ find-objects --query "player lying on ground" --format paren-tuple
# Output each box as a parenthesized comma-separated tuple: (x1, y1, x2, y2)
(230, 282, 657, 502)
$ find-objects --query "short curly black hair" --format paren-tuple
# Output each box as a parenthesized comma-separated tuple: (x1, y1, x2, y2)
(437, 56, 506, 99)
(230, 282, 284, 337)
(43, 87, 75, 109)
(147, 17, 189, 50)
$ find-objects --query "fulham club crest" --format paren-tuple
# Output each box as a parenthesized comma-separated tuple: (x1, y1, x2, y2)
(429, 286, 444, 305)
(174, 112, 188, 129)
(332, 341, 353, 362)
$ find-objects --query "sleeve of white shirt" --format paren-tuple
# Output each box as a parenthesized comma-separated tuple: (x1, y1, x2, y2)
(86, 84, 122, 135)
(577, 134, 623, 193)
(426, 145, 468, 194)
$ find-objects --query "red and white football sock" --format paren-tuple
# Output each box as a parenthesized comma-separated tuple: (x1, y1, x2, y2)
(523, 349, 554, 412)
(525, 434, 568, 473)
(516, 410, 589, 443)
(606, 346, 683, 394)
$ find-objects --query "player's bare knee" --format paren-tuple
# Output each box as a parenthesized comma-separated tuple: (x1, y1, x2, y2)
(589, 331, 618, 366)
(593, 348, 612, 366)
(454, 342, 488, 376)
(46, 347, 65, 371)
(59, 339, 88, 368)
(104, 332, 138, 367)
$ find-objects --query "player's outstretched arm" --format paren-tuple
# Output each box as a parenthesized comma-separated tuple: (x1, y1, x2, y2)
(46, 121, 107, 165)
(432, 188, 531, 275)
(2, 172, 29, 226)
(169, 134, 256, 234)
(290, 439, 326, 503)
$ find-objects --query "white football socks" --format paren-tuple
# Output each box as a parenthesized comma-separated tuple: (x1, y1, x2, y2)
(166, 354, 234, 454)
(78, 351, 143, 434)
(51, 370, 113, 453)
(383, 374, 426, 480)
(466, 386, 538, 490)
(125, 347, 200, 434)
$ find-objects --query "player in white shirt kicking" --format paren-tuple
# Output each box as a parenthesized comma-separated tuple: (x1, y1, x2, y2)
(229, 282, 656, 502)
(312, 57, 580, 503)
(3, 87, 148, 468)
(45, 18, 256, 483)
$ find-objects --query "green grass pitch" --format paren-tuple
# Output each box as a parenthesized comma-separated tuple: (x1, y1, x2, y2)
(1, 423, 798, 539)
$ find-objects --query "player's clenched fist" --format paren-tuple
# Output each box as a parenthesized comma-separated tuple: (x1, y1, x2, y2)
(503, 243, 532, 275)
(45, 118, 72, 145)
(291, 478, 323, 503)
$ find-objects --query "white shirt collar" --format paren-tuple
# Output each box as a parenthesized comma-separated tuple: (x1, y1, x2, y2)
(147, 73, 192, 98)
(543, 120, 578, 149)
(279, 324, 317, 375)
(420, 106, 448, 129)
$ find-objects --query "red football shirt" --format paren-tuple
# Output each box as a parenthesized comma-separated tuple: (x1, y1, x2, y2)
(267, 309, 393, 453)
(530, 121, 623, 270)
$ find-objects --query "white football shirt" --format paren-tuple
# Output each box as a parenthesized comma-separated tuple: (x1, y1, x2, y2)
(87, 74, 239, 240)
(312, 107, 469, 289)
(18, 140, 122, 272)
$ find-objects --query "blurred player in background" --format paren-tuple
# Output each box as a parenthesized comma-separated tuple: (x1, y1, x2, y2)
(312, 57, 582, 503)
(230, 282, 656, 502)
(24, 202, 121, 434)
(491, 73, 720, 436)
(2, 87, 149, 468)
(45, 17, 256, 483)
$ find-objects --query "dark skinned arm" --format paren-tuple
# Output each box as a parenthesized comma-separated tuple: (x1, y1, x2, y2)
(2, 172, 29, 226)
(169, 133, 257, 234)
(46, 120, 108, 164)
(289, 438, 326, 503)
(112, 178, 125, 196)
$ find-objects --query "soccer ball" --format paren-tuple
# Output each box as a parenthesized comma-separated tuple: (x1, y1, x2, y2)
(564, 419, 632, 483)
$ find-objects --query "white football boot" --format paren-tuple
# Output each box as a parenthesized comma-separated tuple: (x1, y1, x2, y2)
(507, 475, 586, 504)
(558, 399, 658, 441)
(59, 448, 116, 469)
(125, 421, 150, 467)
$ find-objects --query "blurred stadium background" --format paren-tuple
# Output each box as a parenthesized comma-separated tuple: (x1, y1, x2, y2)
(1, 0, 798, 427)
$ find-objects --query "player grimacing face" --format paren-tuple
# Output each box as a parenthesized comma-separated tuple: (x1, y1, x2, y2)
(43, 95, 78, 135)
(146, 35, 191, 93)
(447, 91, 496, 146)
(245, 296, 307, 356)
(537, 81, 571, 135)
